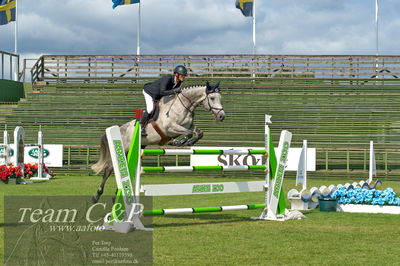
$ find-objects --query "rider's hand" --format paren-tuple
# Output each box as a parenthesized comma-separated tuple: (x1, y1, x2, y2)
(174, 87, 182, 93)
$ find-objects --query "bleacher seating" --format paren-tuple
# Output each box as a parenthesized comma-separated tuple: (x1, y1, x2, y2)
(3, 76, 400, 179)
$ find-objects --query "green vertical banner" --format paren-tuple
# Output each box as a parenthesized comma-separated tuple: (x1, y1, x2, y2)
(127, 121, 141, 181)
(105, 126, 136, 225)
(268, 132, 286, 215)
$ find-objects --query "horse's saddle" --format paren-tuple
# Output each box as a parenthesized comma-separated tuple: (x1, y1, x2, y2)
(146, 94, 175, 122)
(142, 96, 175, 145)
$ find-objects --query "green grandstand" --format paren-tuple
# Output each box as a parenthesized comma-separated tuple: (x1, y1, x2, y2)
(2, 54, 400, 177)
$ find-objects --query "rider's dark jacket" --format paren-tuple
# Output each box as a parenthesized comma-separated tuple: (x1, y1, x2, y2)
(143, 75, 182, 101)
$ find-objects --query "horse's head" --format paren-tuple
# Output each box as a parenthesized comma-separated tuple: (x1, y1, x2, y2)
(203, 82, 225, 122)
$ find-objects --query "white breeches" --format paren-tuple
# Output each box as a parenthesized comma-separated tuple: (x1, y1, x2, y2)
(143, 90, 154, 113)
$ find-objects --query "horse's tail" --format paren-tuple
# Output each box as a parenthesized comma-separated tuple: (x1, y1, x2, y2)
(91, 134, 113, 174)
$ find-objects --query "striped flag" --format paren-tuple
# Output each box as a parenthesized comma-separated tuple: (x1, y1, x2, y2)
(0, 0, 16, 26)
(112, 0, 140, 9)
(235, 0, 253, 17)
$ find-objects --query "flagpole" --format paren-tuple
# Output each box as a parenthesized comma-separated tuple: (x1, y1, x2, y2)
(375, 0, 379, 57)
(137, 1, 141, 55)
(251, 0, 256, 78)
(14, 0, 18, 54)
(374, 0, 379, 76)
(14, 0, 18, 81)
(252, 0, 256, 55)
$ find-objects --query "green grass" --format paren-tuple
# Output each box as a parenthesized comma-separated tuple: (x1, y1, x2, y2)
(1, 175, 400, 265)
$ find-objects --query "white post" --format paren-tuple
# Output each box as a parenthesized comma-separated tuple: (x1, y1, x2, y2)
(303, 140, 307, 190)
(265, 115, 272, 208)
(37, 127, 43, 179)
(295, 139, 308, 190)
(30, 126, 50, 181)
(14, 126, 24, 176)
(369, 141, 376, 183)
(3, 127, 10, 165)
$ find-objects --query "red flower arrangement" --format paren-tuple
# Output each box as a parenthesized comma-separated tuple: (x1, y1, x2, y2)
(0, 164, 23, 181)
(24, 163, 38, 178)
(0, 163, 53, 181)
(23, 163, 52, 179)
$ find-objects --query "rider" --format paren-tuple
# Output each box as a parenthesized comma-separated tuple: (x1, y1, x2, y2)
(141, 65, 188, 136)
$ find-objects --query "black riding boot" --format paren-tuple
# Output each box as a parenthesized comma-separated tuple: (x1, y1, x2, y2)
(141, 111, 150, 136)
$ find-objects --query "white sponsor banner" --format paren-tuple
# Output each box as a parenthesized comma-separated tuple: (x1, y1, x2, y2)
(0, 144, 63, 167)
(190, 146, 316, 171)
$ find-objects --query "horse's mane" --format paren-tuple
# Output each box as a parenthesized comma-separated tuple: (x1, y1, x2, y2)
(181, 85, 205, 91)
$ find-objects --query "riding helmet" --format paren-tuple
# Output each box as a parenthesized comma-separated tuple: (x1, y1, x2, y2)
(174, 65, 188, 76)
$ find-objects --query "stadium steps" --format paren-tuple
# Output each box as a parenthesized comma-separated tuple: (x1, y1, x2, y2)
(0, 103, 18, 123)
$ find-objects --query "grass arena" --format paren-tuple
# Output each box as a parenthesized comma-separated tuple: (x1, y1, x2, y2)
(1, 54, 400, 265)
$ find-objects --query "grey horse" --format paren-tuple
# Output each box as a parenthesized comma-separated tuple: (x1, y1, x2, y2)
(91, 82, 225, 203)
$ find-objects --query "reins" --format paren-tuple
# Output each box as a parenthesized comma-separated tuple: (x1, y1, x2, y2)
(167, 86, 224, 118)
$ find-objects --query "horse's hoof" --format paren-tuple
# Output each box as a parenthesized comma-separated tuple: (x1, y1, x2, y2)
(91, 195, 99, 203)
(112, 196, 116, 204)
(185, 138, 198, 146)
(178, 140, 188, 146)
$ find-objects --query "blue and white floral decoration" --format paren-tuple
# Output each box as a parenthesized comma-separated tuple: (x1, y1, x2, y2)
(331, 186, 400, 206)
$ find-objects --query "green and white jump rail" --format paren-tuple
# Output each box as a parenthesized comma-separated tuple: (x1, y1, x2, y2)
(142, 148, 268, 156)
(141, 165, 267, 173)
(143, 203, 266, 216)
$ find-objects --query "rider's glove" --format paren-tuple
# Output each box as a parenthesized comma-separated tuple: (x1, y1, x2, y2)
(174, 87, 182, 93)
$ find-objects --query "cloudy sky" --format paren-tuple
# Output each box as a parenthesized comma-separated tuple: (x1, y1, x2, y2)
(0, 0, 399, 59)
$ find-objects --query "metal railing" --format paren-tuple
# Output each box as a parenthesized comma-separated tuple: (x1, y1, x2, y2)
(0, 50, 19, 81)
(30, 54, 400, 83)
(20, 58, 40, 82)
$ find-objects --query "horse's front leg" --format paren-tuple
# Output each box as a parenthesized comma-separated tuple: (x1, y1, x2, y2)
(166, 123, 193, 146)
(184, 126, 203, 146)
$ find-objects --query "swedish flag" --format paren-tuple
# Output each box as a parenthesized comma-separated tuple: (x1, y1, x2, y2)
(0, 0, 16, 26)
(236, 0, 253, 17)
(112, 0, 140, 9)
